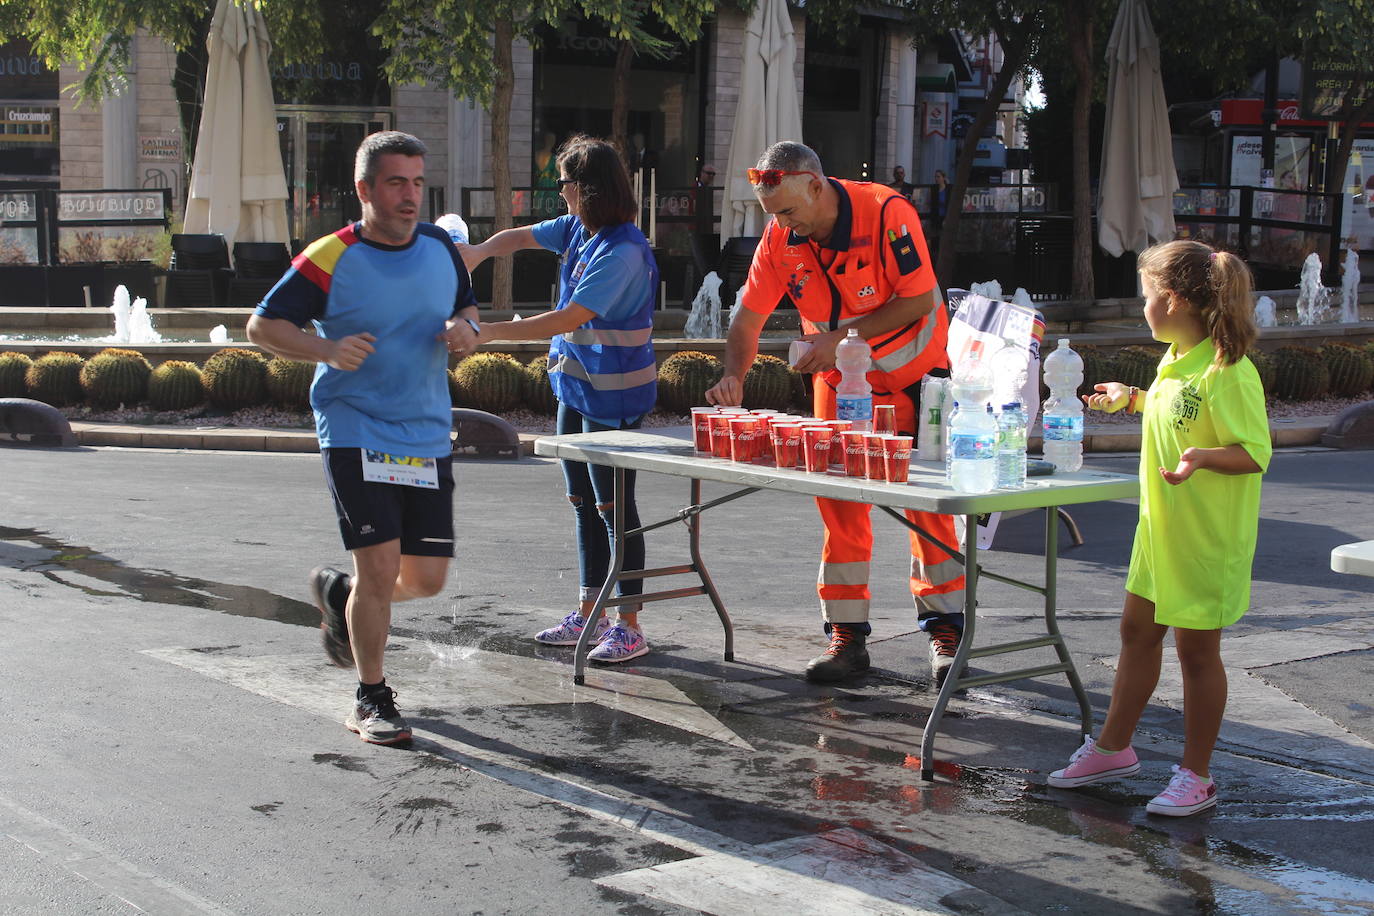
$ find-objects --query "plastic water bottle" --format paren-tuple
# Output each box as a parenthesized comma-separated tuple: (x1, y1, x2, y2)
(990, 336, 1029, 409)
(834, 328, 873, 430)
(1042, 338, 1085, 472)
(997, 402, 1027, 488)
(436, 212, 470, 245)
(946, 351, 994, 488)
(949, 403, 998, 492)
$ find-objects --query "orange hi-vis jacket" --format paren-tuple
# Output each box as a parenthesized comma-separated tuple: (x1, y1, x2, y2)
(741, 178, 950, 394)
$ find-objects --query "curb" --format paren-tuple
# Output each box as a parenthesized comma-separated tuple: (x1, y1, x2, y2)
(63, 417, 1337, 454)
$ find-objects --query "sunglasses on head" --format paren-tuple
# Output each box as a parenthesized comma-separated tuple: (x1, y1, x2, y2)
(746, 168, 821, 187)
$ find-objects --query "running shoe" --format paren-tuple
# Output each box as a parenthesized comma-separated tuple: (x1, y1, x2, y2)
(534, 612, 612, 646)
(587, 622, 650, 663)
(345, 686, 412, 746)
(310, 566, 353, 668)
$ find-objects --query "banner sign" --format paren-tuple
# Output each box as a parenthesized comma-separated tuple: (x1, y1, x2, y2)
(57, 191, 168, 223)
(923, 101, 948, 138)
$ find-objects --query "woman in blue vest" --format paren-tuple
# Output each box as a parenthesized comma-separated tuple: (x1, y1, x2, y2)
(463, 135, 658, 663)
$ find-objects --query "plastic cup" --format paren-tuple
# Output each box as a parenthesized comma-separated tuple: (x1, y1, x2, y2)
(864, 433, 886, 480)
(825, 419, 852, 467)
(690, 407, 716, 453)
(873, 404, 897, 435)
(708, 413, 734, 458)
(728, 417, 759, 462)
(772, 422, 802, 468)
(882, 435, 914, 483)
(841, 430, 868, 477)
(802, 426, 834, 472)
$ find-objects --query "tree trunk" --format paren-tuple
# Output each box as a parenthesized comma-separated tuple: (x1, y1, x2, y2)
(1067, 0, 1095, 302)
(491, 18, 515, 310)
(611, 39, 634, 160)
(934, 20, 1037, 286)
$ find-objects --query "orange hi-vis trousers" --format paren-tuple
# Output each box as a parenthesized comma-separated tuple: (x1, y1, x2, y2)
(813, 382, 966, 625)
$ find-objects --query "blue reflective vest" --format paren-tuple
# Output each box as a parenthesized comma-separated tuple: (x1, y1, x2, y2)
(548, 221, 658, 421)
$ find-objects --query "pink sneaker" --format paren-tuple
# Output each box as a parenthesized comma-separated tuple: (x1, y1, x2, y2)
(1146, 765, 1217, 816)
(1047, 736, 1141, 788)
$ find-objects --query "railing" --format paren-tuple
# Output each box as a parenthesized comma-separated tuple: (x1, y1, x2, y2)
(1171, 186, 1343, 283)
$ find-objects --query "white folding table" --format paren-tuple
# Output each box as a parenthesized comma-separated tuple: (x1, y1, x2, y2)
(1332, 541, 1374, 577)
(534, 429, 1139, 779)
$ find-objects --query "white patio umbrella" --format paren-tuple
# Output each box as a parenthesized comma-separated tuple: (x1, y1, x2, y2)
(720, 0, 804, 238)
(184, 0, 288, 254)
(1097, 0, 1179, 258)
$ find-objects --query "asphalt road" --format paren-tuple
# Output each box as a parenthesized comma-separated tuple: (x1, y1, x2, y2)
(2, 441, 1372, 915)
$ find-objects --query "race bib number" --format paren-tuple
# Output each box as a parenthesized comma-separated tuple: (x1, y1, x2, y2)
(362, 449, 439, 489)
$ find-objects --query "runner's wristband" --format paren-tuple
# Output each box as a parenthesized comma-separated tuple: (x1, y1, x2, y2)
(463, 317, 481, 335)
(1127, 386, 1140, 413)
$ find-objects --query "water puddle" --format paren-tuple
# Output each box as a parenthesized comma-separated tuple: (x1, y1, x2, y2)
(0, 526, 316, 627)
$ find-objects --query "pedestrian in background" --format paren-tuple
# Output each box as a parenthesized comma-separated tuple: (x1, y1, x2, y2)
(1047, 239, 1270, 816)
(248, 131, 480, 746)
(460, 135, 658, 664)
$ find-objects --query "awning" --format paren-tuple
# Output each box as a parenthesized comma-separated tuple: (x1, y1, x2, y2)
(917, 63, 955, 93)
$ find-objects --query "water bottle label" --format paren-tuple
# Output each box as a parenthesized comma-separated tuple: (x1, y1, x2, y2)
(949, 432, 997, 459)
(1043, 415, 1084, 442)
(836, 395, 873, 423)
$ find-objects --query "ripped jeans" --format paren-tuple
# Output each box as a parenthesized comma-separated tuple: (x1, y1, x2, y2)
(557, 402, 644, 603)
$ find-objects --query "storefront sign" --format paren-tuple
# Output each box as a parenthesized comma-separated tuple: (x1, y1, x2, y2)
(139, 135, 181, 160)
(923, 102, 948, 138)
(0, 191, 37, 221)
(960, 186, 1049, 214)
(0, 104, 57, 143)
(57, 191, 167, 223)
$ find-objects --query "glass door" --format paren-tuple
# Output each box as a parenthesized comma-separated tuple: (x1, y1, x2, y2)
(277, 108, 392, 249)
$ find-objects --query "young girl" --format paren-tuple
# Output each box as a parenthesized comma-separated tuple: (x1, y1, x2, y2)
(1047, 239, 1270, 816)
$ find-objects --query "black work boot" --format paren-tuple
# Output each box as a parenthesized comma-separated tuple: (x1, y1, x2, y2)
(804, 624, 871, 682)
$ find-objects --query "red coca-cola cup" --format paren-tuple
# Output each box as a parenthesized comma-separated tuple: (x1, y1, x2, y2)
(802, 426, 834, 472)
(841, 430, 868, 477)
(882, 435, 914, 483)
(825, 419, 852, 468)
(690, 407, 716, 453)
(864, 433, 886, 480)
(709, 413, 734, 458)
(873, 404, 897, 435)
(728, 417, 758, 462)
(772, 422, 802, 468)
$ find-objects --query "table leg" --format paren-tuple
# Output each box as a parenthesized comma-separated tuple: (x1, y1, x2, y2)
(689, 478, 735, 661)
(1045, 505, 1093, 737)
(920, 512, 981, 781)
(573, 466, 627, 686)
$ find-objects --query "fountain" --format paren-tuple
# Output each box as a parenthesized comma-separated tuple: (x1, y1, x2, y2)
(1296, 253, 1334, 325)
(683, 272, 723, 338)
(1341, 248, 1361, 324)
(210, 325, 231, 344)
(1254, 295, 1277, 327)
(104, 285, 162, 344)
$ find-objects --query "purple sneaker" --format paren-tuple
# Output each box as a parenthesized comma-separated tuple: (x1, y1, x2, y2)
(1146, 765, 1217, 816)
(534, 612, 612, 646)
(587, 622, 649, 663)
(1047, 736, 1141, 788)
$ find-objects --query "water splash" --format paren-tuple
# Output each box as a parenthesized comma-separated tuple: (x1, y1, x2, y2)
(1254, 295, 1277, 328)
(209, 325, 231, 344)
(684, 271, 723, 338)
(103, 285, 162, 343)
(1296, 253, 1334, 324)
(1340, 248, 1361, 324)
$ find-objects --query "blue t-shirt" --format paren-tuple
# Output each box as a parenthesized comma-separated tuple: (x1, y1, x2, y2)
(532, 214, 653, 424)
(255, 222, 476, 456)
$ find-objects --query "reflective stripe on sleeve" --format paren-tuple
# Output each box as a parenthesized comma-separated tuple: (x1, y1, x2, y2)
(550, 354, 658, 391)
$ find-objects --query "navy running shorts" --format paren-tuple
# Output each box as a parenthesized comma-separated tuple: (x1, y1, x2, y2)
(321, 447, 455, 556)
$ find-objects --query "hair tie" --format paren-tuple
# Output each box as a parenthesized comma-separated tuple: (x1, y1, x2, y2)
(1209, 251, 1218, 263)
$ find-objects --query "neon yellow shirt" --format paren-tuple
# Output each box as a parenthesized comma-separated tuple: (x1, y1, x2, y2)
(1126, 338, 1270, 629)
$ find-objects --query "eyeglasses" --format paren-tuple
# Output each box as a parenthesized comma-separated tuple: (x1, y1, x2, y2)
(746, 168, 821, 187)
(555, 178, 577, 189)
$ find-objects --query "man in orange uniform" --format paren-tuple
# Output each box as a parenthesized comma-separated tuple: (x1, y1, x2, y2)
(706, 141, 965, 685)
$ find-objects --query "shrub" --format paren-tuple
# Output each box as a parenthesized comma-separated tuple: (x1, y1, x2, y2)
(0, 351, 32, 397)
(1247, 349, 1275, 397)
(148, 360, 205, 410)
(742, 354, 795, 410)
(265, 357, 315, 410)
(1075, 345, 1117, 399)
(78, 347, 151, 408)
(201, 347, 268, 409)
(1114, 345, 1164, 391)
(452, 352, 524, 412)
(523, 355, 558, 415)
(24, 351, 84, 406)
(1271, 345, 1330, 401)
(1319, 343, 1374, 398)
(657, 350, 722, 412)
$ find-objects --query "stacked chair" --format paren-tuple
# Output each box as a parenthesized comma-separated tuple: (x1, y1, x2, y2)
(166, 234, 232, 307)
(227, 242, 292, 306)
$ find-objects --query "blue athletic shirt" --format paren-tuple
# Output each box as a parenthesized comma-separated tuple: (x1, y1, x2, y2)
(255, 222, 476, 457)
(532, 214, 654, 425)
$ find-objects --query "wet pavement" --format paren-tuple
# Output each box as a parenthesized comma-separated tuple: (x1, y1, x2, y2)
(2, 443, 1372, 914)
